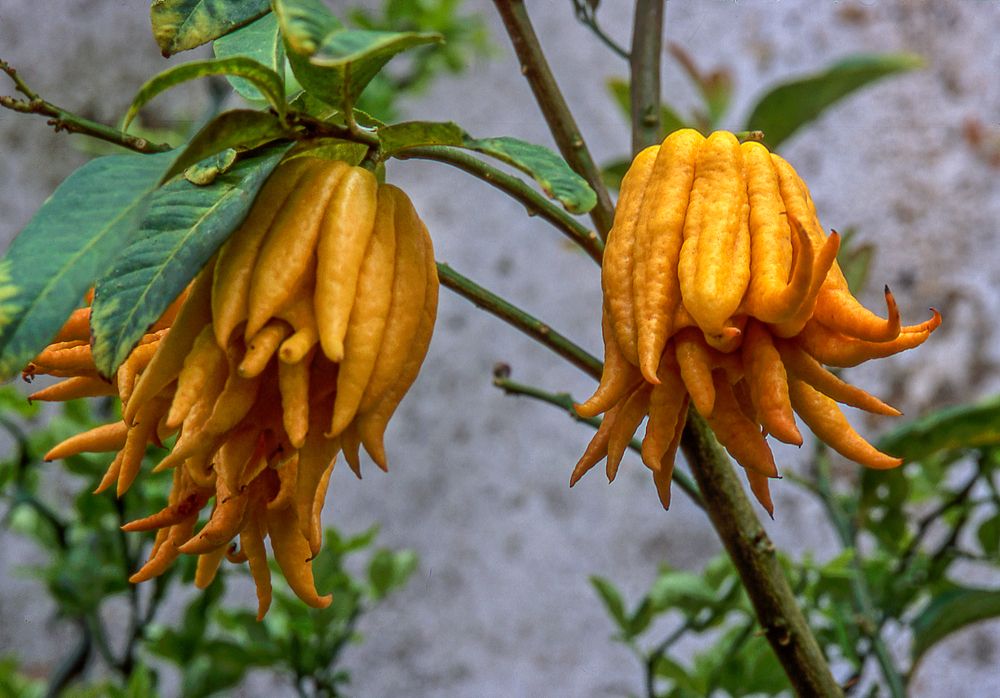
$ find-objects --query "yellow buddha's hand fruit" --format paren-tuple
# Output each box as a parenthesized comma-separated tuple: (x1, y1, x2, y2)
(577, 130, 940, 514)
(29, 156, 439, 616)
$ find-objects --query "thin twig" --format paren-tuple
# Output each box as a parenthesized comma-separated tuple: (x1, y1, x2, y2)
(399, 146, 603, 264)
(644, 620, 691, 698)
(571, 0, 630, 60)
(492, 371, 704, 509)
(492, 0, 615, 239)
(1, 59, 171, 154)
(437, 262, 602, 379)
(893, 459, 982, 578)
(629, 0, 665, 153)
(44, 619, 92, 698)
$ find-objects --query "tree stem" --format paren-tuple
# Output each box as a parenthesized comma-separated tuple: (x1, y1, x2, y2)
(400, 146, 603, 264)
(680, 413, 844, 697)
(629, 0, 665, 153)
(492, 0, 615, 239)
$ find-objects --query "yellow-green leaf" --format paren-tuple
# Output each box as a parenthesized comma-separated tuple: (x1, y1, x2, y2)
(150, 0, 270, 56)
(161, 109, 293, 183)
(273, 0, 440, 108)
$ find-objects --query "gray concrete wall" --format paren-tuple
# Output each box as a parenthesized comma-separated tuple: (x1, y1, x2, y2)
(2, 1, 999, 696)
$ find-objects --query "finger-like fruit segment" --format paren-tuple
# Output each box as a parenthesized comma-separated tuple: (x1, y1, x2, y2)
(634, 129, 702, 382)
(602, 145, 659, 365)
(212, 157, 316, 348)
(329, 185, 398, 437)
(245, 160, 349, 338)
(315, 167, 379, 362)
(678, 131, 751, 341)
(788, 379, 903, 469)
(575, 306, 642, 419)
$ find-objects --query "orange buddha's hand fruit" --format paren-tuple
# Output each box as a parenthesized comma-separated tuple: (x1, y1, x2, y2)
(28, 157, 439, 615)
(577, 130, 940, 513)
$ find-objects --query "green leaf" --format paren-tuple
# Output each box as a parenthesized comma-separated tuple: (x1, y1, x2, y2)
(273, 0, 441, 107)
(0, 152, 174, 381)
(0, 657, 44, 698)
(90, 144, 289, 375)
(625, 597, 655, 638)
(648, 570, 718, 613)
(124, 661, 156, 698)
(653, 654, 703, 696)
(376, 122, 595, 214)
(214, 13, 286, 102)
(878, 395, 1000, 462)
(911, 585, 1000, 665)
(465, 137, 597, 215)
(744, 53, 924, 149)
(161, 109, 293, 183)
(150, 0, 270, 56)
(272, 0, 344, 54)
(590, 575, 628, 631)
(123, 57, 286, 130)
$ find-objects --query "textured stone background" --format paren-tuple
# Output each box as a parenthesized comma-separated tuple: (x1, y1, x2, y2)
(2, 1, 1000, 696)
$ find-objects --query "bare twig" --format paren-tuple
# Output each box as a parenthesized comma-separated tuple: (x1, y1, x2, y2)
(2, 59, 171, 154)
(571, 0, 630, 60)
(680, 412, 844, 697)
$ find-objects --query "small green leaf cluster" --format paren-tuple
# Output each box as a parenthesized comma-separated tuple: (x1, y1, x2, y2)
(591, 556, 787, 697)
(0, 386, 417, 697)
